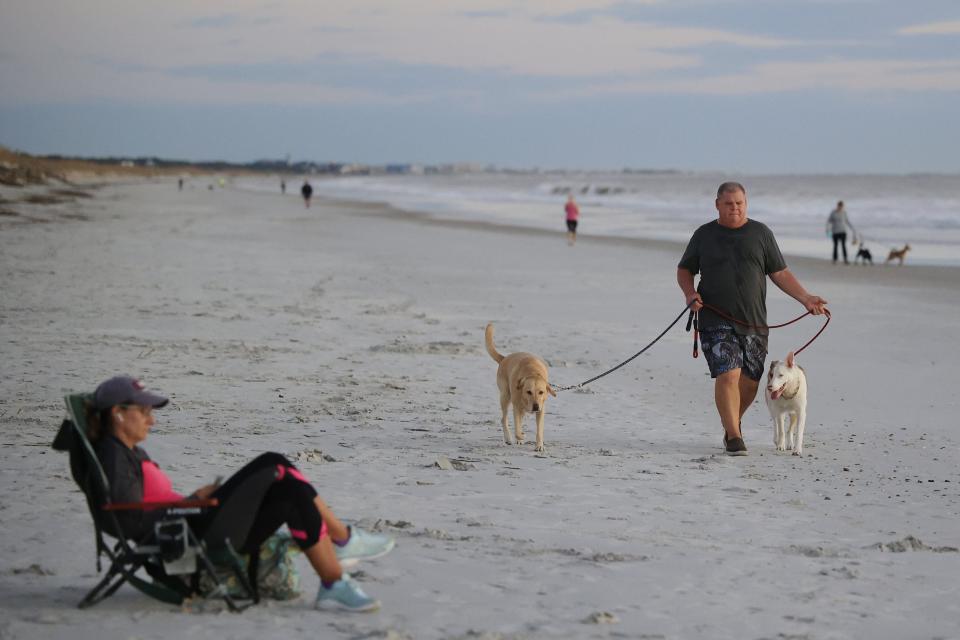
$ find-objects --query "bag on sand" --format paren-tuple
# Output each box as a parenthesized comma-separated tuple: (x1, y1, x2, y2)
(254, 533, 301, 600)
(199, 532, 301, 601)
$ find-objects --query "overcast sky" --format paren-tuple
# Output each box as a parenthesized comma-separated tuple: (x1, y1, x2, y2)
(1, 0, 958, 173)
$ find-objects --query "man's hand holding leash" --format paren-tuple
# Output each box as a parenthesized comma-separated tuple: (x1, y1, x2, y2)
(801, 294, 828, 316)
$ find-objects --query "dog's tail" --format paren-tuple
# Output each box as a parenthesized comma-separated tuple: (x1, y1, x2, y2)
(484, 323, 504, 363)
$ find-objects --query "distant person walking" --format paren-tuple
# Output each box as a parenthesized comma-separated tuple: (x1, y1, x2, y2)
(564, 195, 580, 246)
(281, 179, 286, 194)
(826, 200, 857, 265)
(301, 180, 314, 208)
(178, 178, 183, 191)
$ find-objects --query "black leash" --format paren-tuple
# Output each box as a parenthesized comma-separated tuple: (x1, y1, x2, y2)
(552, 300, 830, 393)
(552, 302, 694, 393)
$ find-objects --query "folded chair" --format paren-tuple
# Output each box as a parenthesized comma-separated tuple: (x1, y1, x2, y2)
(53, 393, 277, 612)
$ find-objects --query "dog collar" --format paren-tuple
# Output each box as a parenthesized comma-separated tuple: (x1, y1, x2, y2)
(781, 378, 801, 400)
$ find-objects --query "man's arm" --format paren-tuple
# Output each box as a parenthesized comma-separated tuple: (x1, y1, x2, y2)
(769, 268, 828, 315)
(677, 268, 702, 311)
(845, 213, 857, 241)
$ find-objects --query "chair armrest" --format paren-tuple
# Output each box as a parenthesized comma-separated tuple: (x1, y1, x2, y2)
(103, 498, 219, 512)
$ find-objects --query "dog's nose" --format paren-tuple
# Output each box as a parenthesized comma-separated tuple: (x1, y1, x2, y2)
(532, 403, 540, 412)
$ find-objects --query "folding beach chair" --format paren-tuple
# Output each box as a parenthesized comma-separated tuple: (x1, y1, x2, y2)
(53, 393, 277, 612)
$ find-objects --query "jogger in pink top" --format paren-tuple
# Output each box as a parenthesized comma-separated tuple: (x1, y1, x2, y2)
(564, 195, 580, 246)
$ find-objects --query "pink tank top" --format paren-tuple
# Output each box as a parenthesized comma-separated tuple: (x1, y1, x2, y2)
(565, 202, 579, 221)
(141, 460, 184, 503)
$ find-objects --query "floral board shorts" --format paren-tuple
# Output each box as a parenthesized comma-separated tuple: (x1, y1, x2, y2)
(699, 323, 768, 381)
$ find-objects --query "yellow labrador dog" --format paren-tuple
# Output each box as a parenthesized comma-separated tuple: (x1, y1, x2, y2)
(484, 323, 556, 452)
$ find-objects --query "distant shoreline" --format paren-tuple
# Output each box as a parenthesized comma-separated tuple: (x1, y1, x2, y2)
(5, 145, 959, 180)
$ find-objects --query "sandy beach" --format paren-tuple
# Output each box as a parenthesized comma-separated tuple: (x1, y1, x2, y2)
(1, 178, 958, 640)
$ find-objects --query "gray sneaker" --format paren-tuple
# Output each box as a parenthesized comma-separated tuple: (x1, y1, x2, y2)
(336, 526, 396, 563)
(315, 574, 380, 612)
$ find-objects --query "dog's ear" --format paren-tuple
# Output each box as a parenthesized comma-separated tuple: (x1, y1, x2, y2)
(786, 351, 795, 368)
(547, 384, 557, 397)
(516, 377, 525, 391)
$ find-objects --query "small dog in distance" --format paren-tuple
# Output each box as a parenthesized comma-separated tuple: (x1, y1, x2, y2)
(885, 244, 911, 265)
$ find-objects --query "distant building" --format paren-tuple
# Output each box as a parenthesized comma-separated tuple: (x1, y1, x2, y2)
(339, 164, 371, 176)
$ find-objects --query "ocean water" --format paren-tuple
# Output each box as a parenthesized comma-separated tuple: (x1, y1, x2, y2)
(236, 172, 960, 266)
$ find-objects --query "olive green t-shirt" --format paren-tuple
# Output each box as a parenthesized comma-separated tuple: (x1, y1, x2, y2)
(678, 219, 787, 336)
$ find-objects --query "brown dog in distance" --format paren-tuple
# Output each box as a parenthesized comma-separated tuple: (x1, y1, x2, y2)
(885, 244, 911, 265)
(485, 323, 556, 452)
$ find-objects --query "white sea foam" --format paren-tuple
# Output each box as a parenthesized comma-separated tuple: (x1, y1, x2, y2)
(237, 172, 960, 266)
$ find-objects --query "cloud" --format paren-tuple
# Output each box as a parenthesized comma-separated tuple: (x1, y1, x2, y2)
(2, 0, 957, 108)
(0, 2, 791, 77)
(448, 0, 644, 18)
(189, 14, 241, 29)
(899, 20, 960, 36)
(295, 6, 795, 77)
(723, 58, 960, 93)
(0, 55, 407, 106)
(565, 57, 960, 97)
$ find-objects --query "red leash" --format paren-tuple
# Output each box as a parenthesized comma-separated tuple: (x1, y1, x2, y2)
(687, 302, 831, 358)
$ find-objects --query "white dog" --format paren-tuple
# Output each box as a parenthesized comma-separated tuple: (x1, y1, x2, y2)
(764, 351, 808, 456)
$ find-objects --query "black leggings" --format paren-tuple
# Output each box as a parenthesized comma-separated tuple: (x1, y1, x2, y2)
(192, 453, 323, 553)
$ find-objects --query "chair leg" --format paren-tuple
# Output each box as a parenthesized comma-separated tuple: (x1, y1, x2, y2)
(192, 532, 256, 612)
(81, 548, 186, 608)
(226, 538, 259, 606)
(78, 544, 144, 608)
(78, 565, 128, 609)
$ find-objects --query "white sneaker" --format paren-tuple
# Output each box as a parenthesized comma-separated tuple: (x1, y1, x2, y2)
(315, 574, 380, 612)
(335, 526, 396, 564)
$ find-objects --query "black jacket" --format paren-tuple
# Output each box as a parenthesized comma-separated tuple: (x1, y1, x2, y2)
(95, 434, 161, 540)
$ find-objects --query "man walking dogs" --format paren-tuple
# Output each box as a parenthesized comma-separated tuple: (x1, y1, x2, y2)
(677, 182, 828, 455)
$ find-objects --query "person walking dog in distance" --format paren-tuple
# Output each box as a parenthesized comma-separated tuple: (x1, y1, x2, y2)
(677, 182, 828, 455)
(826, 200, 858, 264)
(564, 194, 580, 246)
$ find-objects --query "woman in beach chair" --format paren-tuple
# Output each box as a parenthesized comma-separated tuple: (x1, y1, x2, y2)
(73, 375, 395, 612)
